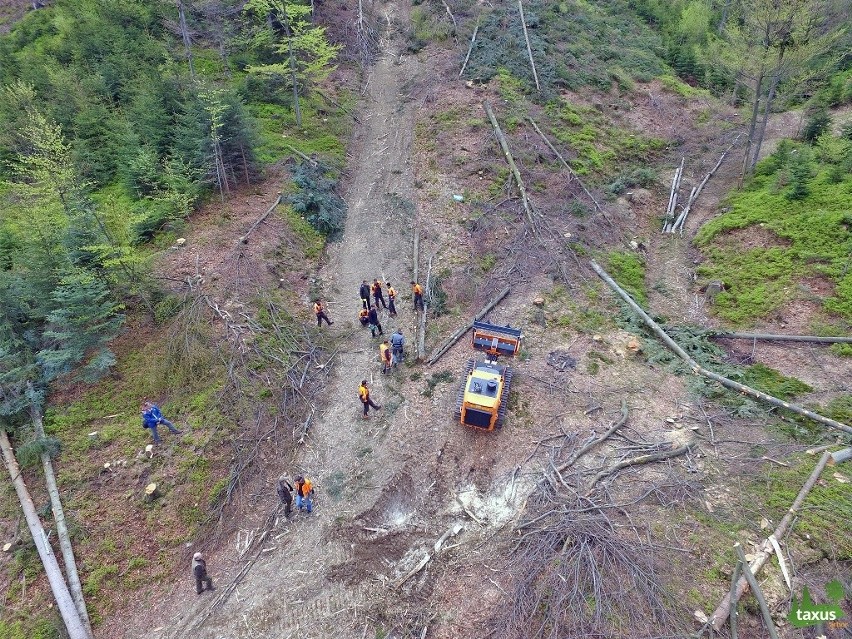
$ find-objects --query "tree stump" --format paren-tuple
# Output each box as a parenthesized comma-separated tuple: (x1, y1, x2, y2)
(144, 483, 160, 502)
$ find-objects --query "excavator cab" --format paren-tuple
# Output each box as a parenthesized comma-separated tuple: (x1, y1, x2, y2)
(454, 321, 522, 431)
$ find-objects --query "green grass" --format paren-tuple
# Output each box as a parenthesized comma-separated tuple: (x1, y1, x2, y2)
(545, 99, 667, 177)
(607, 251, 647, 306)
(694, 136, 852, 325)
(740, 364, 813, 400)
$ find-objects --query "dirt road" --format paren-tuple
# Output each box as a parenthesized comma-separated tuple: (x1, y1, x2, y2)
(148, 2, 436, 637)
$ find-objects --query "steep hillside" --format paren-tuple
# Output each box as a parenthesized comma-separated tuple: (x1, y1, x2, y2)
(0, 1, 850, 639)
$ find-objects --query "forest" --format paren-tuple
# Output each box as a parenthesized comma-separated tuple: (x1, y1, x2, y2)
(0, 0, 850, 638)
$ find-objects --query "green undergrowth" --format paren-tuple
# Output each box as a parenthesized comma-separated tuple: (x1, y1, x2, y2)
(695, 135, 852, 325)
(247, 90, 352, 168)
(607, 251, 648, 306)
(545, 99, 667, 177)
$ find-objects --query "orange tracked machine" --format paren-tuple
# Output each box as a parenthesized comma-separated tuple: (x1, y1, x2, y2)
(453, 321, 522, 431)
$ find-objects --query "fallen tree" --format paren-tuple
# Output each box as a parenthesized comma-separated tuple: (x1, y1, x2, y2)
(590, 260, 852, 437)
(709, 331, 852, 344)
(707, 451, 832, 631)
(426, 287, 511, 365)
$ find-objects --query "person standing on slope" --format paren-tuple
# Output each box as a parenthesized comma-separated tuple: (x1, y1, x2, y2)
(386, 282, 398, 317)
(359, 280, 372, 309)
(358, 379, 382, 418)
(411, 281, 424, 312)
(294, 475, 314, 513)
(192, 552, 214, 594)
(372, 279, 388, 310)
(313, 299, 333, 327)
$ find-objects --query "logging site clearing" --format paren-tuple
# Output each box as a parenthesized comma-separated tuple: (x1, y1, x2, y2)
(0, 1, 851, 639)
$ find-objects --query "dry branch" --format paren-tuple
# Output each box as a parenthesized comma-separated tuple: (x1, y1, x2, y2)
(285, 143, 317, 166)
(517, 0, 540, 92)
(663, 158, 684, 232)
(418, 254, 433, 361)
(708, 451, 832, 630)
(458, 17, 480, 78)
(484, 101, 537, 236)
(426, 287, 511, 365)
(586, 443, 692, 493)
(709, 331, 852, 344)
(556, 400, 628, 473)
(439, 0, 457, 32)
(590, 260, 852, 437)
(240, 193, 282, 244)
(526, 116, 612, 226)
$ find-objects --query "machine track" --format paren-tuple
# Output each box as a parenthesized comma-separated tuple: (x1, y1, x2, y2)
(495, 366, 513, 428)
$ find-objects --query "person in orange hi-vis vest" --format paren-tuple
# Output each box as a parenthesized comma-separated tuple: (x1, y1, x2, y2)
(358, 379, 382, 418)
(372, 279, 387, 309)
(294, 475, 314, 513)
(386, 282, 398, 316)
(379, 340, 392, 374)
(410, 281, 424, 311)
(313, 299, 333, 327)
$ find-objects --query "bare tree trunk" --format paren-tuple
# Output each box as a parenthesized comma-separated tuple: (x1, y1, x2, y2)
(749, 71, 780, 173)
(281, 1, 302, 127)
(0, 429, 90, 639)
(739, 69, 764, 185)
(30, 398, 93, 637)
(177, 0, 196, 80)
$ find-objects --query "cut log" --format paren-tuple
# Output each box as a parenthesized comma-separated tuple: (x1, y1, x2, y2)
(426, 287, 510, 365)
(669, 135, 740, 233)
(708, 451, 832, 630)
(144, 483, 160, 502)
(828, 447, 852, 466)
(517, 1, 540, 92)
(590, 260, 852, 437)
(709, 332, 852, 344)
(483, 101, 537, 236)
(240, 194, 283, 244)
(285, 144, 316, 166)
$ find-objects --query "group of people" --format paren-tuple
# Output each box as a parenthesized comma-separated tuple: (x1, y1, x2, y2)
(182, 280, 430, 592)
(190, 474, 315, 593)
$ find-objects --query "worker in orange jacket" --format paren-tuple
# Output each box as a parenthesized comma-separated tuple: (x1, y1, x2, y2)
(386, 282, 397, 316)
(379, 340, 392, 374)
(294, 475, 314, 513)
(358, 379, 382, 418)
(372, 279, 387, 310)
(313, 299, 333, 327)
(359, 307, 370, 326)
(410, 281, 424, 311)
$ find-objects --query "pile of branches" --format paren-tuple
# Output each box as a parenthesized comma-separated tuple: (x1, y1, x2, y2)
(494, 493, 680, 639)
(490, 404, 697, 638)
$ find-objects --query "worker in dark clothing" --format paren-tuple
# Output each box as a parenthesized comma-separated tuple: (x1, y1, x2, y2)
(276, 475, 294, 517)
(411, 281, 424, 311)
(387, 283, 397, 316)
(367, 306, 383, 337)
(359, 280, 372, 309)
(192, 552, 214, 594)
(313, 299, 333, 327)
(359, 307, 370, 326)
(390, 329, 405, 368)
(359, 380, 382, 418)
(372, 279, 387, 309)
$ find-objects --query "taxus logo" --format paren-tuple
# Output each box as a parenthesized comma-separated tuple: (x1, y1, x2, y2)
(788, 580, 846, 628)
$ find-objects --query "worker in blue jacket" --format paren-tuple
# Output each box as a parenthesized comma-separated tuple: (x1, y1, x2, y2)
(141, 401, 182, 443)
